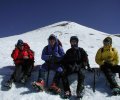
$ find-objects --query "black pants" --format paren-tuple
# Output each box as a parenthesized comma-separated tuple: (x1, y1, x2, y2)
(10, 59, 34, 81)
(101, 64, 120, 89)
(61, 66, 85, 92)
(52, 72, 62, 86)
(22, 59, 34, 77)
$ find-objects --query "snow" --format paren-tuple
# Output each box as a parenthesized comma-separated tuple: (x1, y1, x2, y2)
(0, 21, 120, 100)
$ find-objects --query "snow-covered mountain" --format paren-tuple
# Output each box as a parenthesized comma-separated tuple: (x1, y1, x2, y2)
(0, 21, 120, 100)
(114, 34, 120, 37)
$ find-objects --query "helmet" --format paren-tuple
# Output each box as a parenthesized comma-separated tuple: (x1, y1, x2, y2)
(103, 37, 112, 45)
(17, 39, 24, 46)
(70, 36, 79, 43)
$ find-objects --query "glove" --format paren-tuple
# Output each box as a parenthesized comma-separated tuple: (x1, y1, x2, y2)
(23, 56, 29, 59)
(86, 63, 93, 72)
(53, 52, 60, 58)
(87, 67, 93, 72)
(48, 55, 53, 61)
(57, 67, 63, 72)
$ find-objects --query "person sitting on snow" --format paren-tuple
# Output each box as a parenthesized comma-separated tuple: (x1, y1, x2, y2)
(95, 36, 120, 94)
(61, 36, 91, 98)
(5, 39, 34, 88)
(32, 34, 64, 93)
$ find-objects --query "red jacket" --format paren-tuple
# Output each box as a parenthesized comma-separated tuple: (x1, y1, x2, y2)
(11, 43, 34, 64)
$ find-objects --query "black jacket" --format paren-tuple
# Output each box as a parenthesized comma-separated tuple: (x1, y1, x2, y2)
(61, 47, 88, 71)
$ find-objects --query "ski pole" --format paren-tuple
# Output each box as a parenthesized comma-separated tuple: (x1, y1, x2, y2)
(46, 63, 50, 87)
(46, 54, 52, 87)
(93, 68, 96, 92)
(46, 55, 53, 87)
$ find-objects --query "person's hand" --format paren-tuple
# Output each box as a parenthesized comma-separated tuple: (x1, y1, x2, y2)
(104, 61, 113, 66)
(53, 52, 60, 57)
(48, 55, 53, 60)
(105, 59, 112, 63)
(87, 67, 93, 72)
(57, 67, 63, 72)
(23, 56, 29, 59)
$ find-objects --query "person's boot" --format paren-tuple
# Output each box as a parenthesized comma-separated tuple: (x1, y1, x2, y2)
(49, 82, 61, 94)
(20, 75, 28, 84)
(76, 84, 84, 98)
(109, 76, 119, 89)
(4, 79, 13, 88)
(32, 79, 45, 91)
(112, 86, 120, 95)
(63, 90, 71, 98)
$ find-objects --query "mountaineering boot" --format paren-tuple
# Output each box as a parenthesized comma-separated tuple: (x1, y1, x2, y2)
(112, 85, 120, 95)
(76, 84, 84, 98)
(63, 90, 71, 99)
(20, 75, 29, 84)
(4, 80, 13, 88)
(49, 83, 61, 94)
(32, 79, 45, 91)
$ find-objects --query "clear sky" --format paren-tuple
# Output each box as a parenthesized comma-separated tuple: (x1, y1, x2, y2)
(0, 0, 120, 37)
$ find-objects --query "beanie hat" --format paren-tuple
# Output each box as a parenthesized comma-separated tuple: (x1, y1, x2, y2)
(103, 37, 112, 44)
(17, 39, 24, 46)
(70, 36, 79, 43)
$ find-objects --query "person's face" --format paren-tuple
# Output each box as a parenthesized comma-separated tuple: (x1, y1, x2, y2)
(18, 45, 24, 50)
(49, 39, 56, 47)
(103, 41, 111, 46)
(70, 40, 78, 46)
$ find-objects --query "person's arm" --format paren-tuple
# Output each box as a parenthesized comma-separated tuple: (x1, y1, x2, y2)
(11, 48, 19, 61)
(41, 46, 52, 61)
(23, 50, 29, 59)
(95, 48, 104, 66)
(28, 50, 34, 60)
(53, 46, 65, 61)
(80, 48, 92, 70)
(111, 48, 119, 65)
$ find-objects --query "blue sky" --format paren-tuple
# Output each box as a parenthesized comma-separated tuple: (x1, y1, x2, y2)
(0, 0, 120, 37)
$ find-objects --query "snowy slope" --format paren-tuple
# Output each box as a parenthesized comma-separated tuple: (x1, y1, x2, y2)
(0, 21, 120, 100)
(114, 34, 120, 37)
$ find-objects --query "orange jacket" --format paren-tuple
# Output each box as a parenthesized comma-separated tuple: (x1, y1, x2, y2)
(11, 43, 34, 64)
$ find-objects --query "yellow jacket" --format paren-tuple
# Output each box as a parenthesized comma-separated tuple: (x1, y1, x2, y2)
(95, 45, 119, 67)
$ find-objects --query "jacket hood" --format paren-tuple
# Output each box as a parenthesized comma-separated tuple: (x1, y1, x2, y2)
(48, 34, 58, 45)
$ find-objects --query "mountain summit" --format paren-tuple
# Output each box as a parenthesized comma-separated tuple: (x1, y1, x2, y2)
(0, 21, 120, 100)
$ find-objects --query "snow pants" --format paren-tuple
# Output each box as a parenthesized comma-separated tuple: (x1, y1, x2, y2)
(38, 63, 62, 86)
(61, 65, 85, 92)
(101, 64, 120, 89)
(10, 59, 34, 81)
